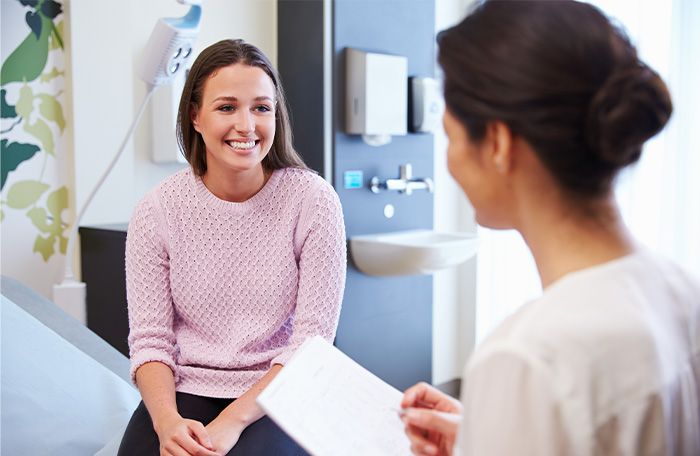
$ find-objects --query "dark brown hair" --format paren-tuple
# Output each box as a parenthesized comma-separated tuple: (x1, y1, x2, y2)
(438, 0, 672, 197)
(177, 39, 307, 175)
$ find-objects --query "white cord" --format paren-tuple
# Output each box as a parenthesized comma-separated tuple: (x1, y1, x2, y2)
(60, 84, 157, 282)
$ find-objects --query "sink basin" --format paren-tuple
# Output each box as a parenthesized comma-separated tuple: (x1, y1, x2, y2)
(350, 229, 478, 276)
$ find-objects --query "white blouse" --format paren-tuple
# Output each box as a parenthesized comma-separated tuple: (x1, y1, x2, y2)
(456, 250, 700, 455)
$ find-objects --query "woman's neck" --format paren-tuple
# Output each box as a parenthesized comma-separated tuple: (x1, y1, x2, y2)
(201, 164, 270, 203)
(517, 193, 637, 289)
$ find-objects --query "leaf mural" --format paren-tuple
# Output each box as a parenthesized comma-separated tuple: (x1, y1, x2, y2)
(24, 117, 54, 154)
(25, 10, 42, 39)
(15, 84, 34, 118)
(37, 94, 65, 131)
(6, 180, 49, 209)
(1, 89, 17, 118)
(1, 15, 51, 85)
(46, 185, 68, 225)
(2, 1, 69, 263)
(39, 67, 63, 83)
(1, 139, 41, 189)
(41, 0, 63, 20)
(27, 206, 51, 232)
(49, 20, 64, 50)
(29, 186, 69, 261)
(33, 234, 55, 261)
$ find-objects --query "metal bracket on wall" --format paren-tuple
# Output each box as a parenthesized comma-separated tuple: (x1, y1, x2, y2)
(369, 164, 434, 196)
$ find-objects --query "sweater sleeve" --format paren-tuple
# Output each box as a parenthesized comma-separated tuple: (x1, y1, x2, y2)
(271, 179, 347, 366)
(125, 193, 178, 384)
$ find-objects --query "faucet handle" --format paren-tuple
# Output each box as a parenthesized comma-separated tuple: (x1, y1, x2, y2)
(399, 163, 412, 180)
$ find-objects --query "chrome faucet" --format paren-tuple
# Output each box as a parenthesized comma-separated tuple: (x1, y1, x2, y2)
(370, 164, 434, 195)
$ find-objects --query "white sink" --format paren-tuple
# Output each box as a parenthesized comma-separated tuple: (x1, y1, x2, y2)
(350, 229, 478, 276)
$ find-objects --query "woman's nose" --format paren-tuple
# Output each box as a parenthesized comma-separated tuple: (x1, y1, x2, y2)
(234, 110, 255, 134)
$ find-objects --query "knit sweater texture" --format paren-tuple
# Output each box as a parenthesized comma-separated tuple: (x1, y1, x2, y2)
(125, 167, 346, 398)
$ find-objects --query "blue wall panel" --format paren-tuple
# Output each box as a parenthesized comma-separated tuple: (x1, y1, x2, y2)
(333, 0, 436, 390)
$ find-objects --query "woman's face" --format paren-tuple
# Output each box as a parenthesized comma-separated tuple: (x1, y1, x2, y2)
(192, 63, 276, 175)
(444, 109, 512, 229)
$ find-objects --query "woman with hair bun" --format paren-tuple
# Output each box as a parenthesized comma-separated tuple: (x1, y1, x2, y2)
(400, 1, 700, 455)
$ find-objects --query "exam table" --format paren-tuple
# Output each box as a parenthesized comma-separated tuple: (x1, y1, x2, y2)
(1, 276, 140, 455)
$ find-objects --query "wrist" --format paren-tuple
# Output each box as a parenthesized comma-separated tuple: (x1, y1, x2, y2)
(219, 406, 253, 429)
(152, 410, 182, 434)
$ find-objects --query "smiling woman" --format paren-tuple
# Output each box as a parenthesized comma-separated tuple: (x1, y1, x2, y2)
(117, 39, 346, 456)
(191, 63, 277, 202)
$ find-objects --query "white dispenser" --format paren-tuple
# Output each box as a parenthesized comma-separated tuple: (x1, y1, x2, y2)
(411, 77, 443, 133)
(345, 48, 407, 146)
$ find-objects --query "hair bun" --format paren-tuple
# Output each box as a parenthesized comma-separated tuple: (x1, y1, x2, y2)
(586, 64, 672, 168)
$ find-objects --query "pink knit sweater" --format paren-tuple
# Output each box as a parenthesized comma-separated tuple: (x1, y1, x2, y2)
(125, 167, 346, 398)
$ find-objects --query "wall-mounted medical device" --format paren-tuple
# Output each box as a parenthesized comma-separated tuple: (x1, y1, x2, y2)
(139, 0, 202, 88)
(345, 48, 407, 147)
(54, 0, 203, 319)
(410, 77, 443, 133)
(152, 67, 188, 163)
(140, 0, 202, 162)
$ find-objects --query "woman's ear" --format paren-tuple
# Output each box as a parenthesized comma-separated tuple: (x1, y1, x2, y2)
(190, 104, 201, 133)
(485, 121, 514, 174)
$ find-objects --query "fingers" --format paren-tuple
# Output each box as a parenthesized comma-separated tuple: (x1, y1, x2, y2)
(405, 423, 438, 456)
(401, 382, 434, 408)
(402, 382, 460, 412)
(403, 408, 461, 436)
(188, 420, 215, 451)
(170, 426, 219, 456)
(161, 444, 191, 456)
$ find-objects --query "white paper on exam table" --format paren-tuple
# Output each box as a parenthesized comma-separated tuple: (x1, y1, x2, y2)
(257, 336, 411, 456)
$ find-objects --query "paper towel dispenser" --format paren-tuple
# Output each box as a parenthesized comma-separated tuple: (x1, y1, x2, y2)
(345, 48, 407, 146)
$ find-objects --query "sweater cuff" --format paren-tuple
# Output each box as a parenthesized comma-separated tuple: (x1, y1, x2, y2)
(130, 349, 179, 385)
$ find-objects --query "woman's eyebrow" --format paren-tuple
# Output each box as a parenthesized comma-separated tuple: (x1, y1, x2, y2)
(212, 96, 274, 102)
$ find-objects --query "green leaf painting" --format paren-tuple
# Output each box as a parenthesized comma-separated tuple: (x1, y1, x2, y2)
(24, 117, 54, 154)
(39, 67, 63, 83)
(46, 185, 68, 221)
(1, 15, 51, 85)
(30, 186, 69, 260)
(15, 84, 33, 117)
(1, 139, 41, 189)
(2, 0, 69, 262)
(33, 234, 55, 261)
(49, 20, 64, 50)
(41, 0, 63, 20)
(38, 94, 65, 131)
(1, 89, 17, 118)
(6, 180, 49, 209)
(27, 206, 51, 232)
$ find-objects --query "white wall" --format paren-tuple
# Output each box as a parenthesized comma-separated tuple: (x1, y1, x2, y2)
(432, 0, 477, 385)
(69, 0, 278, 229)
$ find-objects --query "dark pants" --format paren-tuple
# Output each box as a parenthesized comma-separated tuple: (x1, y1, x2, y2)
(118, 392, 308, 455)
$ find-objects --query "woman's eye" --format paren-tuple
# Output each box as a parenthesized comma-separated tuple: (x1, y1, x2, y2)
(218, 105, 235, 112)
(255, 105, 272, 113)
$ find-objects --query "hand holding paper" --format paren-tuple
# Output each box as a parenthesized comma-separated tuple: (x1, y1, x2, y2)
(257, 336, 412, 455)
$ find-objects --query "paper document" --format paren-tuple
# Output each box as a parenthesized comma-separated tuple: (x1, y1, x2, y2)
(257, 336, 411, 456)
